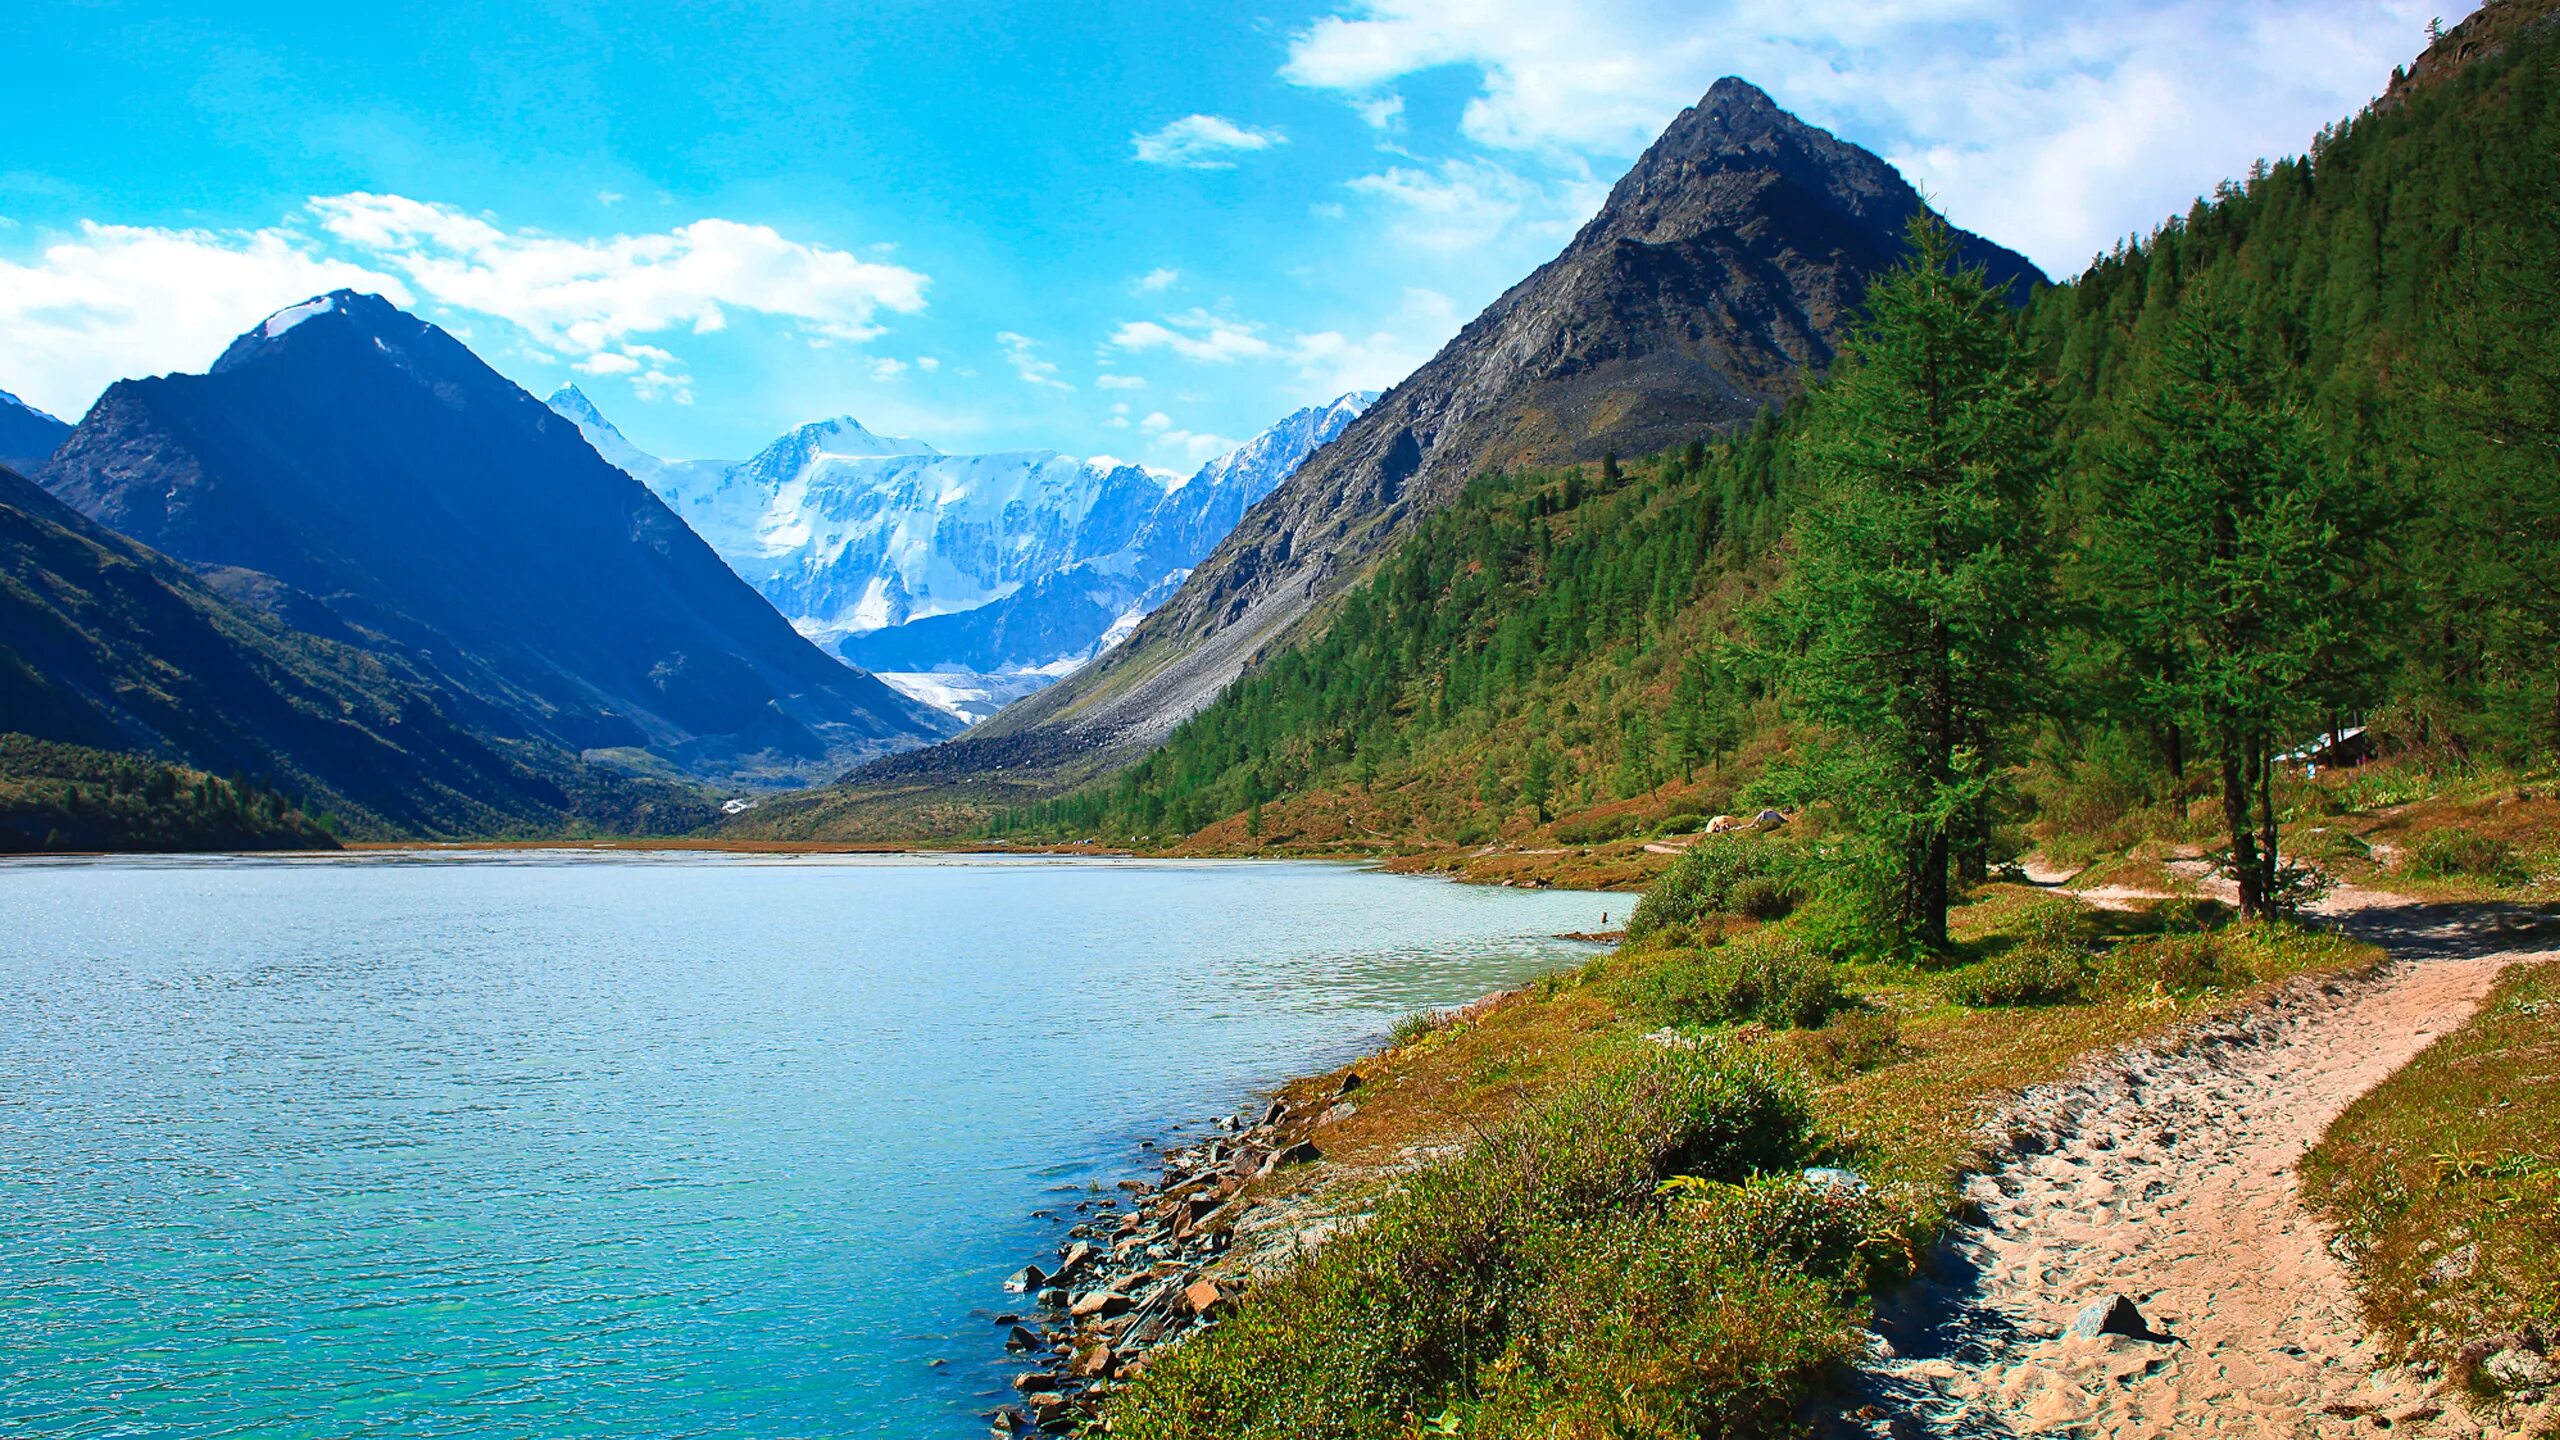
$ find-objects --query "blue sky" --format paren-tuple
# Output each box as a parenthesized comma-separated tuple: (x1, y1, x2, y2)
(1, 0, 2467, 467)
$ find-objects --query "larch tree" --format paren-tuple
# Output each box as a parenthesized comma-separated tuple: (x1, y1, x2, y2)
(1772, 214, 2053, 952)
(2084, 278, 2386, 921)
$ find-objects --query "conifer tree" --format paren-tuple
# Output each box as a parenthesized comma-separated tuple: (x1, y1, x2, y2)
(2084, 280, 2386, 920)
(1771, 214, 2052, 951)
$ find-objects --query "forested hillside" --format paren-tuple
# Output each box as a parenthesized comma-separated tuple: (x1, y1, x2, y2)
(0, 735, 337, 853)
(991, 14, 2560, 911)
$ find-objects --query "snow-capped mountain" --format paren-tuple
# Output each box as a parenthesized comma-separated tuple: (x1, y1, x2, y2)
(546, 385, 1377, 721)
(0, 386, 73, 472)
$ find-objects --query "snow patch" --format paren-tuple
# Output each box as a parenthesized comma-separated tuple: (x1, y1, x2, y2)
(260, 295, 337, 338)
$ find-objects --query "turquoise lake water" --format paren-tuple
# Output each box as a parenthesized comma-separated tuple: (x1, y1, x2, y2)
(0, 853, 1615, 1438)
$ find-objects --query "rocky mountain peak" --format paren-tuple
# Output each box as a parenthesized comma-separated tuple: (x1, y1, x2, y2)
(934, 76, 2043, 776)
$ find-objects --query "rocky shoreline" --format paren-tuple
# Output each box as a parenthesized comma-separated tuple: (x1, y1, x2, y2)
(980, 979, 1546, 1437)
(983, 1069, 1365, 1436)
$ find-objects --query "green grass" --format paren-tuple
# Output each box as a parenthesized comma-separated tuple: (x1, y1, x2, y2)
(2302, 961, 2560, 1402)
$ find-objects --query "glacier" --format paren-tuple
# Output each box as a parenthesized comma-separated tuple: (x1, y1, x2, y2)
(547, 386, 1375, 723)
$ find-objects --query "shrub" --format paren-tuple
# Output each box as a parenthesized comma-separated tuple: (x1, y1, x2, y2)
(1948, 942, 2093, 1007)
(1108, 1045, 1816, 1440)
(1729, 874, 1799, 921)
(2151, 896, 2231, 933)
(1387, 1011, 1446, 1049)
(1808, 1009, 1903, 1074)
(1628, 836, 1803, 937)
(2405, 828, 2528, 887)
(1628, 929, 1848, 1031)
(1464, 1211, 1862, 1438)
(1552, 810, 1644, 845)
(2102, 932, 2253, 997)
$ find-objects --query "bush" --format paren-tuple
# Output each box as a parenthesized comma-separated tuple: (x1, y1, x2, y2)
(1109, 1045, 1817, 1440)
(2404, 828, 2528, 887)
(1628, 836, 1803, 937)
(1947, 897, 2099, 1006)
(1808, 1009, 1903, 1074)
(1552, 810, 1644, 844)
(1465, 1211, 1862, 1438)
(1728, 874, 1799, 921)
(2102, 932, 2254, 997)
(1948, 942, 2093, 1007)
(1628, 929, 1848, 1031)
(1387, 1011, 1446, 1049)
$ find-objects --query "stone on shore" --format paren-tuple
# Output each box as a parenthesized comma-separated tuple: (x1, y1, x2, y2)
(1259, 1140, 1320, 1174)
(1069, 1290, 1134, 1319)
(2068, 1294, 2159, 1341)
(2483, 1346, 2559, 1391)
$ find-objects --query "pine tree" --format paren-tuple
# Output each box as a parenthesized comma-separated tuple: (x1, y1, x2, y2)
(1771, 214, 2052, 951)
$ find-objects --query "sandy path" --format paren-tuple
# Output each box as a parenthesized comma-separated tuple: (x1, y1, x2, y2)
(1828, 892, 2560, 1439)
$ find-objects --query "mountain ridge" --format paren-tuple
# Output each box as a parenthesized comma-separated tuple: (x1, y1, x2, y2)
(861, 76, 2043, 784)
(40, 290, 954, 787)
(551, 386, 1376, 717)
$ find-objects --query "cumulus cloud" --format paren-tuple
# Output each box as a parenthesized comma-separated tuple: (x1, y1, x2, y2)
(1105, 288, 1455, 394)
(0, 194, 932, 415)
(1131, 114, 1288, 168)
(1138, 409, 1238, 462)
(1287, 287, 1458, 394)
(1107, 309, 1279, 364)
(1134, 266, 1182, 293)
(0, 221, 410, 419)
(309, 192, 928, 373)
(996, 330, 1073, 390)
(1347, 158, 1605, 254)
(1283, 0, 2467, 273)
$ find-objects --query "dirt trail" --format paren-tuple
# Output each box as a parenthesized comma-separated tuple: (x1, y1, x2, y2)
(1829, 888, 2560, 1439)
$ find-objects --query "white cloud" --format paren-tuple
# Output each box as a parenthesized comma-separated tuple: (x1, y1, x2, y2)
(1096, 372, 1148, 390)
(310, 192, 929, 354)
(596, 190, 626, 206)
(1287, 287, 1457, 394)
(1355, 94, 1406, 129)
(1131, 114, 1288, 169)
(869, 356, 910, 380)
(1346, 158, 1605, 254)
(1136, 410, 1238, 462)
(1135, 267, 1182, 293)
(1281, 0, 2469, 274)
(996, 330, 1073, 390)
(0, 221, 410, 419)
(1105, 289, 1455, 395)
(1107, 309, 1279, 364)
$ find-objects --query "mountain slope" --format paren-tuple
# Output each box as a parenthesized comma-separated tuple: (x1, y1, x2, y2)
(0, 463, 593, 836)
(906, 77, 2040, 780)
(0, 389, 72, 473)
(40, 293, 954, 786)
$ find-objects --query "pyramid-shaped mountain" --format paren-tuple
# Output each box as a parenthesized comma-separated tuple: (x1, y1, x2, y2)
(39, 292, 955, 786)
(878, 77, 2044, 780)
(0, 463, 595, 835)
